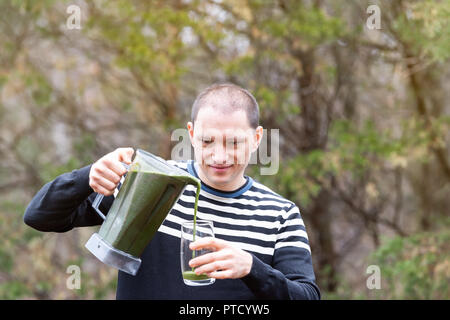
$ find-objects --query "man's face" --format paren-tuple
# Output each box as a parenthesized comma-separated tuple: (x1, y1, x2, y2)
(188, 106, 262, 191)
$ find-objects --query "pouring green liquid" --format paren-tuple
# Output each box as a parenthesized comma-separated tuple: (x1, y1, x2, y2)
(181, 183, 210, 281)
(95, 154, 206, 281)
(86, 149, 205, 277)
(98, 167, 201, 258)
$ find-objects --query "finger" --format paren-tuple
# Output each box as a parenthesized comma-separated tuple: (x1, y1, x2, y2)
(116, 147, 134, 165)
(93, 166, 122, 185)
(189, 250, 228, 268)
(93, 176, 117, 192)
(103, 157, 128, 176)
(194, 259, 230, 276)
(91, 183, 114, 196)
(189, 237, 227, 251)
(207, 269, 234, 280)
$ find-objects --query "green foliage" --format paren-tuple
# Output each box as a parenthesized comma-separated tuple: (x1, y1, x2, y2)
(39, 157, 82, 184)
(0, 202, 29, 245)
(22, 71, 53, 107)
(0, 248, 14, 272)
(73, 133, 97, 165)
(0, 202, 38, 299)
(369, 229, 450, 299)
(393, 0, 450, 62)
(0, 281, 31, 300)
(260, 120, 403, 207)
(330, 120, 402, 174)
(267, 6, 344, 45)
(90, 0, 197, 83)
(258, 112, 448, 214)
(8, 0, 56, 17)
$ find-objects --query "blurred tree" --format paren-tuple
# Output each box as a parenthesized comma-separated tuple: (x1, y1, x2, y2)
(0, 0, 448, 299)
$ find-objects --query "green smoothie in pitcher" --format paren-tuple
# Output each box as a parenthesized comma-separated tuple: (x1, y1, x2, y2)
(86, 149, 206, 277)
(98, 168, 201, 257)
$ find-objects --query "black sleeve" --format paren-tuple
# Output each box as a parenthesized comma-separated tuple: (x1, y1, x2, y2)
(241, 204, 321, 300)
(23, 165, 114, 233)
(241, 249, 321, 300)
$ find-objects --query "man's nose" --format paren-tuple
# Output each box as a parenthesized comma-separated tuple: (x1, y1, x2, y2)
(212, 144, 229, 164)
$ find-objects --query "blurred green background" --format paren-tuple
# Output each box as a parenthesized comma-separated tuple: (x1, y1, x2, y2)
(0, 0, 449, 299)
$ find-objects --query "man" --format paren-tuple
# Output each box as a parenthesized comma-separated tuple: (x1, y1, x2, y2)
(24, 83, 320, 299)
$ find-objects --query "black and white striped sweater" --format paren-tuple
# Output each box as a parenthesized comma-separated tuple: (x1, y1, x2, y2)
(24, 160, 320, 300)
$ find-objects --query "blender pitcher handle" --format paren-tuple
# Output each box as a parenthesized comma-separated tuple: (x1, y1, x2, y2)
(92, 162, 130, 220)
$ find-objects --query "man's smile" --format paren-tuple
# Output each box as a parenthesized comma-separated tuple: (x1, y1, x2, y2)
(208, 164, 233, 173)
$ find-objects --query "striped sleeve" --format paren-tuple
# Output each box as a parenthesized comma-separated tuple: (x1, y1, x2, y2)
(242, 202, 320, 299)
(276, 204, 311, 253)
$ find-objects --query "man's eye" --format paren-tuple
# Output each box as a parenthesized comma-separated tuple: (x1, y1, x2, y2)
(227, 140, 243, 145)
(202, 140, 212, 144)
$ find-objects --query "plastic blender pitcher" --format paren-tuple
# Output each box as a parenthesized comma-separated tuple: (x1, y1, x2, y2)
(85, 149, 200, 276)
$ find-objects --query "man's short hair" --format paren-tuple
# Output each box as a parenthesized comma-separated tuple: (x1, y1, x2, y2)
(191, 83, 259, 129)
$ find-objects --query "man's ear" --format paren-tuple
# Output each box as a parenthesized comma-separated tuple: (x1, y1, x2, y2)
(187, 122, 194, 146)
(251, 126, 264, 153)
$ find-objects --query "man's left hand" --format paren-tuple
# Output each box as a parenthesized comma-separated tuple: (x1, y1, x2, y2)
(189, 237, 253, 279)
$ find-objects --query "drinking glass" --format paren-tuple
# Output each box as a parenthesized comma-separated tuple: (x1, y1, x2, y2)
(180, 220, 215, 286)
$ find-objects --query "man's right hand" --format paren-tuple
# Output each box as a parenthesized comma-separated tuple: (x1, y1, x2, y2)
(89, 147, 135, 196)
